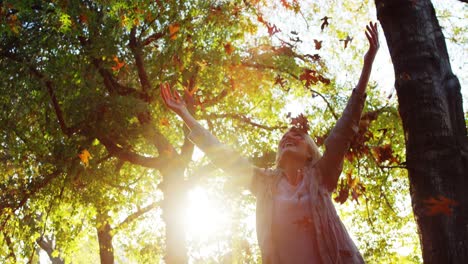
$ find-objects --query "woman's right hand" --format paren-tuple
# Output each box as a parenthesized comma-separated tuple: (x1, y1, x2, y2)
(160, 83, 189, 117)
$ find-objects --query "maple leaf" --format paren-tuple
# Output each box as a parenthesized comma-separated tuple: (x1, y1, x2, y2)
(112, 56, 125, 72)
(340, 35, 353, 49)
(78, 149, 92, 167)
(299, 69, 319, 87)
(224, 42, 235, 55)
(424, 195, 459, 216)
(313, 39, 322, 50)
(169, 23, 180, 40)
(373, 144, 398, 164)
(274, 75, 286, 88)
(290, 114, 310, 134)
(266, 22, 281, 37)
(320, 16, 330, 31)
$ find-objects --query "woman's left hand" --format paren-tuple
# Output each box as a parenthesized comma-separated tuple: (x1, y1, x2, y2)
(364, 22, 380, 64)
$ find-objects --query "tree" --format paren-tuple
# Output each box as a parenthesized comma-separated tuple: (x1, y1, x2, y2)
(375, 0, 468, 262)
(0, 0, 318, 262)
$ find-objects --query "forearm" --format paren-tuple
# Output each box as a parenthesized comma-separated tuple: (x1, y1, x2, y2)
(355, 58, 374, 95)
(180, 110, 257, 189)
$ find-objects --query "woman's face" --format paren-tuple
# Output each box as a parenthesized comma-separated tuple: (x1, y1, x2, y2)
(277, 129, 310, 166)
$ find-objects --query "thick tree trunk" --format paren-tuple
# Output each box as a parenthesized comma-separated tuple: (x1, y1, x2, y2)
(375, 0, 468, 263)
(161, 167, 188, 264)
(96, 211, 115, 264)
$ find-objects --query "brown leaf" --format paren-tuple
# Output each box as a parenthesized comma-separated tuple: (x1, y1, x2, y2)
(224, 42, 235, 55)
(290, 114, 310, 134)
(313, 39, 322, 50)
(320, 16, 330, 31)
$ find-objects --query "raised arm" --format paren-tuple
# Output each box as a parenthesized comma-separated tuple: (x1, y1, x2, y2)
(318, 22, 379, 191)
(160, 83, 266, 192)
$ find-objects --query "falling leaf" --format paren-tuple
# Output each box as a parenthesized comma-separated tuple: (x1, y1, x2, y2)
(290, 36, 302, 43)
(290, 114, 310, 134)
(224, 42, 235, 55)
(169, 23, 180, 40)
(257, 15, 265, 23)
(424, 195, 458, 216)
(304, 53, 321, 62)
(79, 13, 88, 24)
(340, 35, 353, 49)
(373, 144, 398, 164)
(320, 16, 330, 31)
(78, 149, 92, 167)
(112, 56, 125, 72)
(299, 69, 319, 87)
(274, 75, 286, 88)
(266, 22, 280, 37)
(313, 39, 322, 50)
(160, 118, 170, 127)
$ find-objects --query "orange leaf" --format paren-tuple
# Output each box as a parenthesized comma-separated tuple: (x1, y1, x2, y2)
(169, 23, 180, 40)
(79, 13, 88, 24)
(112, 56, 125, 72)
(224, 42, 235, 55)
(423, 195, 458, 216)
(78, 149, 92, 167)
(160, 118, 170, 127)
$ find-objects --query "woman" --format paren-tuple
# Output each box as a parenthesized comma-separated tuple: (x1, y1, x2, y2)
(161, 22, 379, 263)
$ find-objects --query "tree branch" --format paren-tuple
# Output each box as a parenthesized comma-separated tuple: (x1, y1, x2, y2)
(129, 27, 152, 94)
(142, 31, 165, 46)
(98, 136, 165, 169)
(1, 52, 76, 136)
(200, 113, 287, 131)
(114, 202, 159, 231)
(241, 61, 338, 120)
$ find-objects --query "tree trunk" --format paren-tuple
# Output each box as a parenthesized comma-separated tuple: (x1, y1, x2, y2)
(161, 167, 188, 264)
(96, 211, 114, 264)
(375, 0, 468, 263)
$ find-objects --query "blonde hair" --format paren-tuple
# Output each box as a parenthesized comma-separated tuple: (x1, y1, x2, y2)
(275, 129, 322, 167)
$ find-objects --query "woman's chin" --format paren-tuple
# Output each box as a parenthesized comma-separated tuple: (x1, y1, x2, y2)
(277, 150, 306, 166)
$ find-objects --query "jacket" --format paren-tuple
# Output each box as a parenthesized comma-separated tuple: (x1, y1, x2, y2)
(188, 89, 367, 263)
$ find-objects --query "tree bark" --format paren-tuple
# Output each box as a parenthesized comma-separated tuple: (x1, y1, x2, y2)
(161, 166, 188, 264)
(375, 0, 468, 263)
(96, 211, 115, 264)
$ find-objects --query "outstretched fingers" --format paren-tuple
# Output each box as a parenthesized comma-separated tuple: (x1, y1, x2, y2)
(365, 22, 379, 49)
